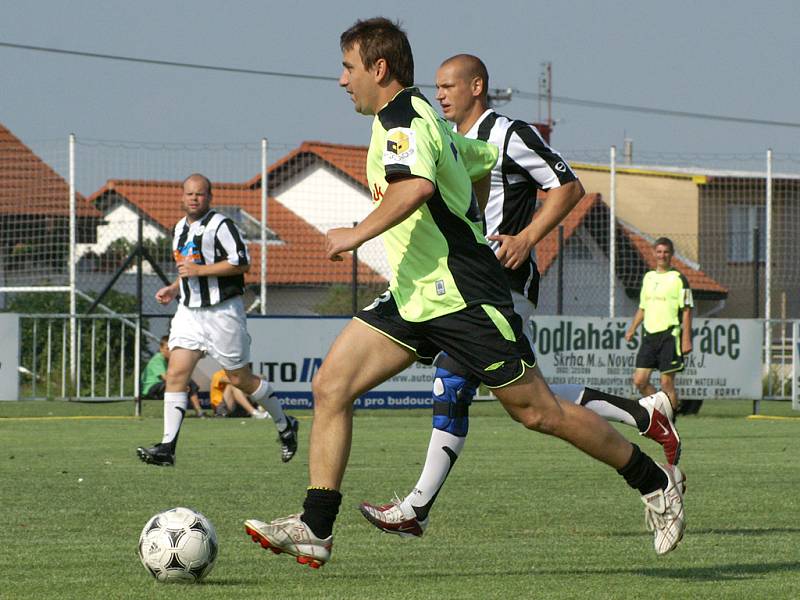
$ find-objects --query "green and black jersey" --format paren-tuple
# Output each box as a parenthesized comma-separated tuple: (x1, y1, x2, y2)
(367, 87, 508, 322)
(639, 268, 693, 334)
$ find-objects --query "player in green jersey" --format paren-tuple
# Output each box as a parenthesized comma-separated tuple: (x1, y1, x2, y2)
(243, 17, 686, 567)
(625, 237, 694, 410)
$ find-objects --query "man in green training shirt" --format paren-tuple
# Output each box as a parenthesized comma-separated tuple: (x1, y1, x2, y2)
(141, 335, 204, 418)
(244, 17, 686, 567)
(625, 237, 694, 410)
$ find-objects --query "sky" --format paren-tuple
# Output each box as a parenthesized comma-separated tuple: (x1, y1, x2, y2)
(2, 0, 798, 174)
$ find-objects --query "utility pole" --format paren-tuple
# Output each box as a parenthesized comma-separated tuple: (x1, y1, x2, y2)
(539, 62, 552, 131)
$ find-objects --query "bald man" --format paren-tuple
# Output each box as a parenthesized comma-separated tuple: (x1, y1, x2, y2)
(136, 173, 299, 466)
(359, 55, 684, 554)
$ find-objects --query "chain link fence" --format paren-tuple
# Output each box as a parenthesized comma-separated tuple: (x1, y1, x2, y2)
(1, 131, 798, 404)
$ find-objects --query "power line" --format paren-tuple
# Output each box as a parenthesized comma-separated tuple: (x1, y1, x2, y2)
(0, 41, 338, 83)
(514, 90, 800, 128)
(2, 40, 799, 129)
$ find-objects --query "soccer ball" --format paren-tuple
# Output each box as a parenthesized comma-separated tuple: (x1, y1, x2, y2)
(137, 507, 218, 583)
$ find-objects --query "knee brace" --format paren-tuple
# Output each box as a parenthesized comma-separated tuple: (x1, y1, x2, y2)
(431, 367, 478, 437)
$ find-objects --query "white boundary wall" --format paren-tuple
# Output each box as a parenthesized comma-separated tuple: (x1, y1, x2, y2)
(0, 313, 19, 400)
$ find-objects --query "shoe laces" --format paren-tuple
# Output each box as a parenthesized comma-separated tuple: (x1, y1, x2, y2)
(644, 503, 666, 532)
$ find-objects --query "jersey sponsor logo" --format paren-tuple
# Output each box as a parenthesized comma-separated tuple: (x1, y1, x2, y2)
(372, 183, 384, 203)
(383, 128, 416, 166)
(554, 161, 566, 172)
(175, 241, 201, 263)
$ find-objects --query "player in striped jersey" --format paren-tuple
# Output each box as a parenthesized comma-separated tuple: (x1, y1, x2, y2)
(360, 54, 682, 545)
(136, 173, 298, 466)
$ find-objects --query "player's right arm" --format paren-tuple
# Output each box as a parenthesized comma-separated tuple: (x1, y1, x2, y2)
(490, 179, 585, 269)
(155, 278, 180, 304)
(625, 308, 645, 342)
(326, 176, 434, 260)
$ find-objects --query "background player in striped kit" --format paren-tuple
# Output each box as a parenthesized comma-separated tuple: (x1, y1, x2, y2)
(136, 173, 298, 466)
(359, 54, 681, 538)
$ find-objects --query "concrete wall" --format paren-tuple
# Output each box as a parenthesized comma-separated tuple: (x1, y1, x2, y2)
(574, 167, 700, 261)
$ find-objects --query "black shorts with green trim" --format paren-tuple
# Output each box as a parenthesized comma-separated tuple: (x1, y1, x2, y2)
(635, 328, 684, 374)
(354, 293, 536, 388)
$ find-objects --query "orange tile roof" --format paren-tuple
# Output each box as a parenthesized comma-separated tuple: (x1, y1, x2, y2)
(246, 141, 369, 190)
(536, 193, 598, 275)
(90, 179, 384, 286)
(625, 229, 727, 294)
(536, 193, 727, 295)
(0, 123, 101, 217)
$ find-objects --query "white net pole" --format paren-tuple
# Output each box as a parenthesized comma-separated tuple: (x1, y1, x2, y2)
(793, 320, 799, 411)
(608, 145, 616, 318)
(260, 138, 268, 315)
(764, 150, 773, 394)
(69, 133, 77, 392)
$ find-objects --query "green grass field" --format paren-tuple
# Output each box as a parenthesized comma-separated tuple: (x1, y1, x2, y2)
(1, 399, 799, 599)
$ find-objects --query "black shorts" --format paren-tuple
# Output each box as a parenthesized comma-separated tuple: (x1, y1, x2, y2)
(143, 379, 199, 400)
(355, 292, 536, 388)
(635, 329, 684, 374)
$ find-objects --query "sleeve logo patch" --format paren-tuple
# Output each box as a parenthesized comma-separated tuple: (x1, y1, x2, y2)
(383, 128, 416, 166)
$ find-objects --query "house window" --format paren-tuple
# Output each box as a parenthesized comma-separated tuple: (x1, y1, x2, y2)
(215, 206, 281, 242)
(727, 204, 765, 262)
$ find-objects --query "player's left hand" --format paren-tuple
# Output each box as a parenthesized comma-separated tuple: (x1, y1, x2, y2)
(177, 257, 201, 278)
(487, 233, 531, 270)
(326, 227, 359, 262)
(682, 338, 693, 354)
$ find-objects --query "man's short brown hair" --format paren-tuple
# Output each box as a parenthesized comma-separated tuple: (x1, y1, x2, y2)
(340, 17, 414, 88)
(654, 237, 674, 254)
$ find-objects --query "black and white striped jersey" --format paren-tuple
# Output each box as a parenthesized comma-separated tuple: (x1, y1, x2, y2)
(461, 109, 577, 305)
(172, 210, 249, 308)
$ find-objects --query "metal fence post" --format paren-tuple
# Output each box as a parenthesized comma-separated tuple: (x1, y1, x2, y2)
(609, 145, 617, 318)
(352, 221, 358, 316)
(68, 133, 77, 397)
(753, 226, 761, 415)
(260, 138, 268, 315)
(135, 217, 143, 416)
(764, 149, 773, 404)
(557, 225, 564, 315)
(753, 227, 760, 319)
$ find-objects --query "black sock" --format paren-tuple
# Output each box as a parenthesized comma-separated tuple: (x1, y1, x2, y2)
(617, 444, 668, 495)
(301, 488, 342, 538)
(581, 387, 650, 432)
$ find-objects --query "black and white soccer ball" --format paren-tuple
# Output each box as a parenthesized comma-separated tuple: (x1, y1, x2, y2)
(138, 507, 218, 583)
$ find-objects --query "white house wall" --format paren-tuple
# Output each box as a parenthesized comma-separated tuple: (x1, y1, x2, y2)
(274, 164, 391, 280)
(537, 227, 637, 317)
(76, 203, 164, 258)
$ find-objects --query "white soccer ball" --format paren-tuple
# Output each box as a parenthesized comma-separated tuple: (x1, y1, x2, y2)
(137, 507, 218, 583)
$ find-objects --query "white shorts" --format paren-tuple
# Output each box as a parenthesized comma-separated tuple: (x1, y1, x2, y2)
(169, 296, 251, 370)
